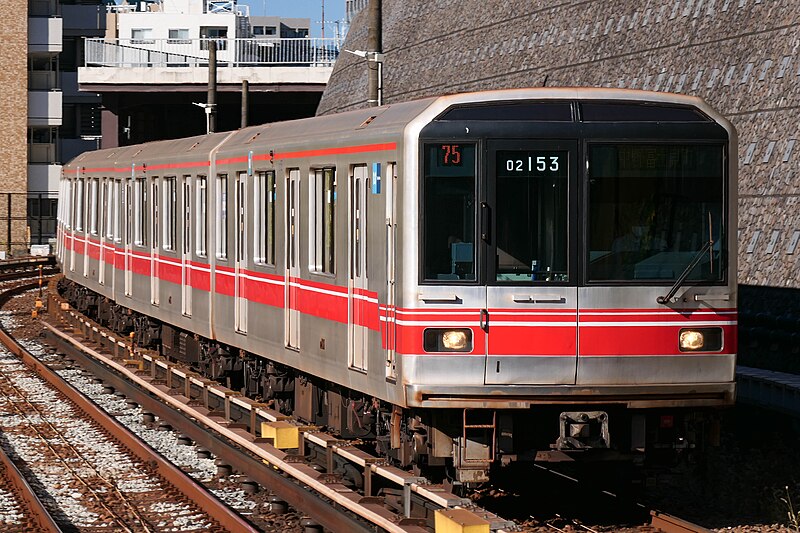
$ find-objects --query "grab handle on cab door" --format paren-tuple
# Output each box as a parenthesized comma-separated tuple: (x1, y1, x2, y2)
(480, 309, 489, 332)
(480, 202, 491, 243)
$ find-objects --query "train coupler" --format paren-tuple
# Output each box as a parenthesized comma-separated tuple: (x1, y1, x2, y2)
(554, 411, 610, 450)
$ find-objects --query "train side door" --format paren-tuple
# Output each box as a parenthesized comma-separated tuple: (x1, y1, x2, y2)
(483, 141, 578, 385)
(99, 179, 107, 285)
(151, 178, 159, 305)
(349, 166, 369, 371)
(181, 177, 192, 316)
(384, 163, 397, 380)
(285, 169, 300, 349)
(234, 172, 248, 333)
(124, 178, 133, 296)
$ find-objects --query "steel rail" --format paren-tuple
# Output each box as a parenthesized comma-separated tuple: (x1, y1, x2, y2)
(43, 284, 515, 532)
(44, 322, 397, 533)
(650, 510, 712, 532)
(0, 281, 258, 533)
(0, 353, 144, 533)
(0, 433, 63, 532)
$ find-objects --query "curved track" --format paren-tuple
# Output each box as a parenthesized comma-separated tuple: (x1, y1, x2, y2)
(0, 277, 255, 532)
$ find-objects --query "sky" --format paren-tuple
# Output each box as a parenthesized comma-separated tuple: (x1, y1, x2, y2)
(238, 0, 347, 37)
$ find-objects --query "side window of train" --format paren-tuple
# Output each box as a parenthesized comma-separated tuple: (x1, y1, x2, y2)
(196, 176, 207, 257)
(75, 179, 84, 231)
(422, 143, 477, 281)
(309, 167, 336, 274)
(104, 179, 113, 240)
(152, 178, 160, 249)
(89, 178, 99, 235)
(113, 180, 122, 242)
(134, 177, 147, 247)
(254, 170, 276, 266)
(163, 177, 176, 252)
(216, 174, 228, 260)
(125, 181, 133, 245)
(64, 180, 72, 230)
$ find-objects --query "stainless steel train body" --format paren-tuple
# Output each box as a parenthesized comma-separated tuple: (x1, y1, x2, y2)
(57, 88, 738, 482)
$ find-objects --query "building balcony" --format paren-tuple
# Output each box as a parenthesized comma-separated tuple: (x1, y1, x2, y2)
(28, 90, 62, 126)
(61, 4, 105, 34)
(27, 164, 61, 194)
(79, 37, 339, 89)
(29, 70, 57, 91)
(28, 16, 63, 54)
(28, 143, 57, 164)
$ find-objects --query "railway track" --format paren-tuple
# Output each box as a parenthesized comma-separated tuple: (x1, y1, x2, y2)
(0, 269, 716, 533)
(0, 429, 61, 532)
(40, 279, 511, 532)
(38, 277, 720, 533)
(0, 278, 255, 532)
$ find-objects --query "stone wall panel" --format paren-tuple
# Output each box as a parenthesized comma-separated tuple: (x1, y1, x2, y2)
(319, 0, 800, 288)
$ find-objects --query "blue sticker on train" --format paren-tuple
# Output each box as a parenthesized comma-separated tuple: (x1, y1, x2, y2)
(372, 163, 381, 194)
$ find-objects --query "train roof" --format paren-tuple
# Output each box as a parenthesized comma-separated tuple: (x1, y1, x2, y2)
(63, 88, 734, 174)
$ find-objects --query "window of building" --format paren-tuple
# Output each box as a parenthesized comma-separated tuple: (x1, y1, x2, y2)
(254, 171, 276, 265)
(163, 177, 176, 251)
(196, 176, 207, 256)
(200, 27, 228, 50)
(216, 175, 227, 259)
(131, 28, 154, 44)
(309, 168, 335, 274)
(168, 28, 190, 43)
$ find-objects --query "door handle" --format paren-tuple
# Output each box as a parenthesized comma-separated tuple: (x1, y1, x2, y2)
(480, 309, 489, 331)
(512, 295, 567, 304)
(480, 202, 491, 242)
(534, 297, 567, 304)
(418, 293, 460, 303)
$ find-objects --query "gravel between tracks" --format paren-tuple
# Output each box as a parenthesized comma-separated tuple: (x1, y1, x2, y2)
(2, 291, 305, 532)
(6, 287, 800, 532)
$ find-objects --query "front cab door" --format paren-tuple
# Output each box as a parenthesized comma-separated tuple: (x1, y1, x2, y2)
(484, 141, 578, 385)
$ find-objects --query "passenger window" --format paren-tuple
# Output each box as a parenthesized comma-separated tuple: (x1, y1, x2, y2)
(75, 179, 84, 231)
(196, 176, 207, 257)
(113, 180, 121, 242)
(89, 178, 99, 235)
(152, 180, 159, 248)
(310, 168, 335, 274)
(254, 171, 276, 265)
(134, 178, 147, 246)
(422, 144, 476, 281)
(163, 177, 176, 251)
(104, 180, 113, 240)
(495, 150, 569, 282)
(216, 174, 227, 259)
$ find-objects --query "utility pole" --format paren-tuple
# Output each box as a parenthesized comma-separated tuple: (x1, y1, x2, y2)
(208, 40, 217, 133)
(241, 79, 249, 128)
(367, 0, 382, 107)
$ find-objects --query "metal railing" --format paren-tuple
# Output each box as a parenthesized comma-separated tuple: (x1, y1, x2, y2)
(84, 37, 341, 68)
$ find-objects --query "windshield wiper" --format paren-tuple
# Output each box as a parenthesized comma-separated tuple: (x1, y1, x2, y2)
(656, 212, 715, 305)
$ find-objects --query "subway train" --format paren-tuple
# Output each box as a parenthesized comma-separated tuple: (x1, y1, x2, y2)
(57, 88, 738, 484)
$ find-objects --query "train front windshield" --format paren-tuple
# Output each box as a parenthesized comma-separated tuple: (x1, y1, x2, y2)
(421, 141, 726, 285)
(587, 144, 726, 283)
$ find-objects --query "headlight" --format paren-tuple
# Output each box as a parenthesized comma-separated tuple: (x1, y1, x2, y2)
(679, 327, 723, 352)
(423, 328, 472, 353)
(442, 330, 468, 350)
(679, 330, 705, 351)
